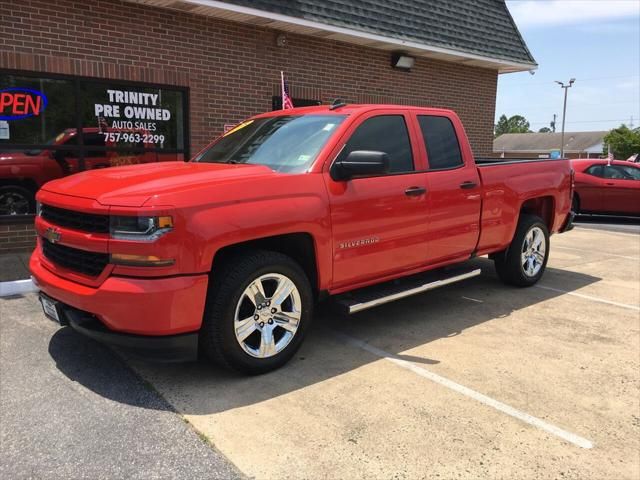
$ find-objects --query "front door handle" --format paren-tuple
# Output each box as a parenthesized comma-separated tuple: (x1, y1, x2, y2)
(405, 186, 427, 197)
(605, 182, 615, 186)
(460, 181, 478, 189)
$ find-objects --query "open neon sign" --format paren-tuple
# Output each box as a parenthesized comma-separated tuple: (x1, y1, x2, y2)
(0, 88, 48, 120)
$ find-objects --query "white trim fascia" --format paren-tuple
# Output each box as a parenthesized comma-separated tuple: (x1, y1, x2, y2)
(172, 0, 538, 72)
(0, 279, 37, 297)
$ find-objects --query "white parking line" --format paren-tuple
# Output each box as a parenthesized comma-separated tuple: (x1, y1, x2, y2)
(336, 332, 594, 450)
(575, 227, 640, 238)
(462, 296, 484, 303)
(535, 285, 640, 312)
(553, 245, 639, 261)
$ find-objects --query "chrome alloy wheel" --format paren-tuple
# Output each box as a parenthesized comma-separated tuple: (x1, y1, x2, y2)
(521, 226, 546, 278)
(0, 191, 30, 216)
(233, 273, 302, 358)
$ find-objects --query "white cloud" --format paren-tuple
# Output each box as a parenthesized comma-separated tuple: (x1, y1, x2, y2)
(507, 0, 640, 29)
(616, 79, 640, 89)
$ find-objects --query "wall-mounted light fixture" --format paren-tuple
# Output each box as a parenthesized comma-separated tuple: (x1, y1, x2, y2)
(276, 33, 288, 47)
(391, 52, 415, 71)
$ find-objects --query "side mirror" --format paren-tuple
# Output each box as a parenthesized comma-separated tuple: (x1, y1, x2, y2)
(331, 150, 389, 181)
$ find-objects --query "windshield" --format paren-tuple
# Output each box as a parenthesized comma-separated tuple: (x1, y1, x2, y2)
(193, 115, 346, 173)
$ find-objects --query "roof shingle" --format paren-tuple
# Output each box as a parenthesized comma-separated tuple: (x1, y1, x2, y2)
(220, 0, 536, 66)
(494, 132, 607, 153)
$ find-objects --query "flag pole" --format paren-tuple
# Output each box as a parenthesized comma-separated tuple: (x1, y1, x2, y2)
(281, 71, 285, 111)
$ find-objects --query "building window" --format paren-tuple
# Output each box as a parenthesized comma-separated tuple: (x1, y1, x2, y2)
(0, 71, 189, 217)
(271, 96, 321, 110)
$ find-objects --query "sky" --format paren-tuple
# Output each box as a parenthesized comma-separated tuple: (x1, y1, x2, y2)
(497, 0, 640, 133)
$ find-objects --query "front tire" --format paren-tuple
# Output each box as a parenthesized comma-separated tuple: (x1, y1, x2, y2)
(0, 185, 35, 215)
(571, 195, 580, 215)
(199, 250, 313, 375)
(494, 214, 550, 287)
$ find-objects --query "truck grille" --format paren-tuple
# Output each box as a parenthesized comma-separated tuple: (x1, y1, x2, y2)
(42, 239, 109, 277)
(41, 204, 110, 233)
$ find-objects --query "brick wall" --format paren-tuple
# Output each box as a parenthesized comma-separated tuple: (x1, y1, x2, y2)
(1, 0, 499, 252)
(1, 0, 498, 155)
(0, 221, 37, 253)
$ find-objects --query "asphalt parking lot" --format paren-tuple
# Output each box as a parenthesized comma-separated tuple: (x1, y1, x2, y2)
(1, 224, 639, 479)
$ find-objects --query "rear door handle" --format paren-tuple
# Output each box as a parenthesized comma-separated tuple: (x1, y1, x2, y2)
(460, 181, 478, 189)
(405, 186, 427, 197)
(605, 182, 615, 186)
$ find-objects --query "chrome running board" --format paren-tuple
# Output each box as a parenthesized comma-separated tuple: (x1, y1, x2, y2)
(335, 267, 482, 314)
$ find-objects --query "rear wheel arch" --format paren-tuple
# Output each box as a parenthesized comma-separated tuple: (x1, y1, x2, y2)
(0, 178, 39, 193)
(519, 196, 555, 231)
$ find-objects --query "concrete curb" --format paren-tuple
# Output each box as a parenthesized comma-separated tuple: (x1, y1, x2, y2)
(0, 279, 38, 297)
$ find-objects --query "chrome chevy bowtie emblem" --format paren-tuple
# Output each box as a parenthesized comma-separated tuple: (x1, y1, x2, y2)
(44, 227, 61, 244)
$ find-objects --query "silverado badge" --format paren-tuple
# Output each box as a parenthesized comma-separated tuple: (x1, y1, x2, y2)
(44, 227, 61, 244)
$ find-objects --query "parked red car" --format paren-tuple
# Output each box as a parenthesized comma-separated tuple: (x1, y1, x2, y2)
(571, 159, 640, 216)
(0, 128, 178, 215)
(30, 105, 573, 373)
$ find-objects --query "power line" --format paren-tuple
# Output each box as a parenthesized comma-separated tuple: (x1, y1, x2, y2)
(498, 74, 639, 87)
(526, 118, 638, 125)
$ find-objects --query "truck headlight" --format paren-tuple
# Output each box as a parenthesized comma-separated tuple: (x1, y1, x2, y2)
(109, 215, 173, 241)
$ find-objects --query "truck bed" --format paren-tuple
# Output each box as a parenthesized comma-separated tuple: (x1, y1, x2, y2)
(474, 157, 572, 255)
(475, 157, 566, 166)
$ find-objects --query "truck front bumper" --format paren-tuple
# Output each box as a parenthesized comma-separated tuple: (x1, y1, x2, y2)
(30, 251, 209, 361)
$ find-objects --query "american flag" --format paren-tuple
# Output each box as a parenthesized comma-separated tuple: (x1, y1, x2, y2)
(281, 71, 294, 110)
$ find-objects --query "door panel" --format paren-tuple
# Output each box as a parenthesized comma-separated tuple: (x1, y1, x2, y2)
(415, 114, 482, 264)
(424, 168, 481, 263)
(575, 165, 604, 211)
(324, 111, 429, 289)
(327, 174, 429, 287)
(602, 179, 638, 214)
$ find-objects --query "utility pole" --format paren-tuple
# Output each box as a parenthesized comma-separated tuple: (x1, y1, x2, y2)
(555, 79, 575, 158)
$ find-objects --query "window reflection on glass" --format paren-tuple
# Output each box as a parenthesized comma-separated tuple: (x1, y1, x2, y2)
(1, 72, 188, 217)
(79, 81, 185, 151)
(0, 75, 77, 145)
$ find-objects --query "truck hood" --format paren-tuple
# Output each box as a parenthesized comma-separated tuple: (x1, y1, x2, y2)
(41, 161, 275, 207)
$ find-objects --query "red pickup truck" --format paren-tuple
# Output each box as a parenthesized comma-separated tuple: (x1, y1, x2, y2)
(30, 105, 574, 374)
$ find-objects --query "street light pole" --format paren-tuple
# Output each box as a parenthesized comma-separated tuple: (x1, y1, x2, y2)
(555, 78, 575, 158)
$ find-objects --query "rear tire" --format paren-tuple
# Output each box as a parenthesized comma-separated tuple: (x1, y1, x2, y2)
(571, 195, 580, 215)
(494, 214, 549, 287)
(199, 250, 313, 375)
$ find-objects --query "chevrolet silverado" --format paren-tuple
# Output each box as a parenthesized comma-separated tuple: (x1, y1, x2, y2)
(30, 104, 574, 374)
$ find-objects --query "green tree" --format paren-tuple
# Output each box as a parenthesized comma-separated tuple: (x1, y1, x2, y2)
(538, 127, 552, 133)
(603, 125, 640, 159)
(494, 114, 532, 137)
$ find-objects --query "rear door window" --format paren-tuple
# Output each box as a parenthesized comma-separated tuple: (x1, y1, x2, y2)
(337, 115, 414, 174)
(617, 165, 640, 180)
(602, 166, 627, 179)
(418, 115, 463, 170)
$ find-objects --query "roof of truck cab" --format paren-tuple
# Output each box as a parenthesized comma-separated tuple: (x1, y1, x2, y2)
(255, 104, 457, 117)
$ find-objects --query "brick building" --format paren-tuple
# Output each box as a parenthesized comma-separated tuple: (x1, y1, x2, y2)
(0, 0, 535, 252)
